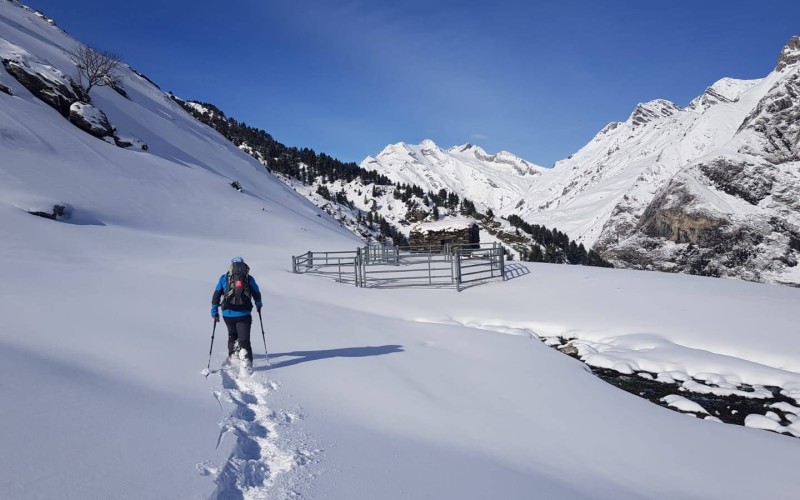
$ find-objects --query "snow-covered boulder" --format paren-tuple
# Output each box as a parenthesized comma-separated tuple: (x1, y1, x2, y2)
(113, 135, 148, 151)
(69, 101, 113, 138)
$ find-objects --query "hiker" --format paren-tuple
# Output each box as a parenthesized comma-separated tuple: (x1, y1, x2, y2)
(211, 257, 263, 368)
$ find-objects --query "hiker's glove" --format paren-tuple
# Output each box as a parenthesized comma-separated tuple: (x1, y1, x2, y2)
(257, 305, 262, 313)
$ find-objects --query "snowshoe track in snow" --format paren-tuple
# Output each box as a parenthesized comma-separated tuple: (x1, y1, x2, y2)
(201, 359, 318, 499)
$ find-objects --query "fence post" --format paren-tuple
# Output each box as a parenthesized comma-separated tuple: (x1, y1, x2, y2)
(292, 255, 296, 274)
(307, 251, 313, 270)
(499, 246, 505, 280)
(428, 252, 432, 285)
(455, 252, 461, 291)
(362, 246, 368, 287)
(357, 247, 362, 287)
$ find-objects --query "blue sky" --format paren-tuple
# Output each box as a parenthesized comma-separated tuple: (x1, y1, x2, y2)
(23, 0, 800, 166)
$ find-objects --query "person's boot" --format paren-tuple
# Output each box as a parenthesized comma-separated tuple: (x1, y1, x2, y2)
(239, 349, 252, 376)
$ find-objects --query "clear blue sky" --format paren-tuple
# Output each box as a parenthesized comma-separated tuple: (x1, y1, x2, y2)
(23, 0, 800, 166)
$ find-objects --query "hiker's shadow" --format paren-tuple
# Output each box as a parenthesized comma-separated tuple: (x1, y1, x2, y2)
(256, 344, 404, 370)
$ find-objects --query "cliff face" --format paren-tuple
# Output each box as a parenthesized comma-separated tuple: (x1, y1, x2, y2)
(597, 55, 800, 285)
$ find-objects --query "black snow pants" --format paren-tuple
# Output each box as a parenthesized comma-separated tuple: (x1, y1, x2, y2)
(224, 315, 253, 363)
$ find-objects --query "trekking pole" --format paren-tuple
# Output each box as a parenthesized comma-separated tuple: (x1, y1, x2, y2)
(203, 320, 217, 377)
(258, 310, 271, 367)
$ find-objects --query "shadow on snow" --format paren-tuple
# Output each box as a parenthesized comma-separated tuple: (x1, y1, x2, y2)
(258, 345, 404, 370)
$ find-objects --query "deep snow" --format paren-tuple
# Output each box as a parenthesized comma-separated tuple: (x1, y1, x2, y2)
(1, 2, 800, 499)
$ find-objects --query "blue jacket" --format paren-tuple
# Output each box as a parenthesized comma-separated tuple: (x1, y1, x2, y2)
(211, 274, 263, 318)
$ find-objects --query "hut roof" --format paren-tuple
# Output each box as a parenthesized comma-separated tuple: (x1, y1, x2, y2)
(411, 217, 478, 234)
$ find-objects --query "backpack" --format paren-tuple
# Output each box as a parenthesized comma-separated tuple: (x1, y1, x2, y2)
(223, 261, 252, 310)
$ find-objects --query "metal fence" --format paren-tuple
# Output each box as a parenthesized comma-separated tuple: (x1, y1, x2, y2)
(292, 242, 505, 291)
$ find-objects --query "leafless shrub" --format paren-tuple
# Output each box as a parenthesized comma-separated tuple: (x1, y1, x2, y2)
(70, 43, 123, 98)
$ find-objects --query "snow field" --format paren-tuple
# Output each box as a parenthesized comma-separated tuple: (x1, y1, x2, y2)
(3, 3, 800, 498)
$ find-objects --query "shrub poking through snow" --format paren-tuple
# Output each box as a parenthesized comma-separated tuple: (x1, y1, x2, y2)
(69, 43, 123, 99)
(230, 180, 242, 192)
(28, 204, 66, 221)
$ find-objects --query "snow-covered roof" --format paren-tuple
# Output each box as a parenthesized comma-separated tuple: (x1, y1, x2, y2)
(411, 216, 477, 233)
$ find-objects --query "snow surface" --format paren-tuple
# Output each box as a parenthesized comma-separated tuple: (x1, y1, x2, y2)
(2, 3, 800, 499)
(661, 395, 709, 415)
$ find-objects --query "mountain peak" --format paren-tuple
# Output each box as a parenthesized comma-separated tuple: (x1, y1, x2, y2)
(686, 77, 760, 112)
(776, 35, 800, 71)
(419, 138, 438, 150)
(449, 143, 487, 155)
(627, 99, 682, 127)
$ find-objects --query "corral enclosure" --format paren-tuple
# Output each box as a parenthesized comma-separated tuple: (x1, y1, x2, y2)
(292, 242, 505, 291)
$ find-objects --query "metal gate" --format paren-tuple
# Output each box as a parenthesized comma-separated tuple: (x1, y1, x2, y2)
(292, 242, 505, 291)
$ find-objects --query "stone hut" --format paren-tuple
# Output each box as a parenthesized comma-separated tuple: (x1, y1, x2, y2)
(409, 217, 480, 250)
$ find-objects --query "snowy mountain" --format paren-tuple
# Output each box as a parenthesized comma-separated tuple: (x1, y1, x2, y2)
(592, 39, 800, 285)
(2, 2, 800, 499)
(362, 37, 800, 285)
(362, 139, 546, 214)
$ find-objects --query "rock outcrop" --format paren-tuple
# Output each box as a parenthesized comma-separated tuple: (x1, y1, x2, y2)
(776, 36, 800, 71)
(1, 57, 77, 116)
(628, 99, 682, 127)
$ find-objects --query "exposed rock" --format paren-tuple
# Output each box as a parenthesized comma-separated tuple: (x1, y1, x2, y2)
(0, 81, 10, 95)
(637, 183, 726, 246)
(776, 36, 800, 71)
(68, 101, 113, 138)
(1, 59, 77, 116)
(559, 343, 579, 357)
(628, 99, 682, 127)
(738, 70, 800, 164)
(698, 158, 776, 206)
(131, 68, 160, 90)
(113, 135, 148, 151)
(686, 77, 760, 112)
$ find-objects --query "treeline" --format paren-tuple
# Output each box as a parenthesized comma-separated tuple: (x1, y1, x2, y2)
(170, 96, 391, 186)
(506, 215, 613, 267)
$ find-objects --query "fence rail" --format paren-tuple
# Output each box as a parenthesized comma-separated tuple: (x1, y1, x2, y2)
(292, 242, 505, 291)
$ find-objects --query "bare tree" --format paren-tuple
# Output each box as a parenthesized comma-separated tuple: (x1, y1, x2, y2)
(70, 43, 123, 98)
